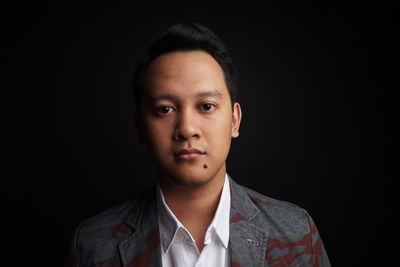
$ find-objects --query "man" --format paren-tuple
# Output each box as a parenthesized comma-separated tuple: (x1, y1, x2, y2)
(67, 23, 331, 267)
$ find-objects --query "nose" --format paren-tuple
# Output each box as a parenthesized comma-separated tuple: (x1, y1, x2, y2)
(173, 109, 200, 141)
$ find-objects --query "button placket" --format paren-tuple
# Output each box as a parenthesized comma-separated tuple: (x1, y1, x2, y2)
(195, 251, 205, 267)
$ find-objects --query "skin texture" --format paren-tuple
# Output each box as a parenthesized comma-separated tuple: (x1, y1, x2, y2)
(136, 50, 242, 251)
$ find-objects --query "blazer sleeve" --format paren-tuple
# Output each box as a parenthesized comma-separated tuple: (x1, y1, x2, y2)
(64, 224, 82, 267)
(303, 209, 331, 267)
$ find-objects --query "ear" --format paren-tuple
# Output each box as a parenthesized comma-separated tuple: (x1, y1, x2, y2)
(231, 102, 242, 138)
(134, 111, 147, 144)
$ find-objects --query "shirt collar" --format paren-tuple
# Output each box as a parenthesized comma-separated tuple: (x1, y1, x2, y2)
(205, 174, 230, 248)
(156, 174, 231, 253)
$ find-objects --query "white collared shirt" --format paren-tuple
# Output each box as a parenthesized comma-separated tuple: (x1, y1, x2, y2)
(156, 174, 231, 267)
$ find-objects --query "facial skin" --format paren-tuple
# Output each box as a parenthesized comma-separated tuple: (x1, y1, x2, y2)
(136, 51, 242, 188)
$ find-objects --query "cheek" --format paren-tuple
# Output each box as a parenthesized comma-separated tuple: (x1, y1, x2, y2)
(207, 116, 233, 149)
(144, 120, 171, 148)
(217, 113, 234, 136)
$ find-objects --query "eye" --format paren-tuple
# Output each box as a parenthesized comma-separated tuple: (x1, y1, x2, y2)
(201, 103, 215, 111)
(157, 106, 175, 114)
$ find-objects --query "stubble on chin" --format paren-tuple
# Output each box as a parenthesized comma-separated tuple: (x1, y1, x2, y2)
(153, 149, 226, 188)
(159, 171, 212, 189)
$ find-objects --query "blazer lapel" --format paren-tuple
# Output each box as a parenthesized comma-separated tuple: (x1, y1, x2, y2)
(118, 188, 162, 267)
(116, 178, 268, 267)
(229, 177, 268, 267)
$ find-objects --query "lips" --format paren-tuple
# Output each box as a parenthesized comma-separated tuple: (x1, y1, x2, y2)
(174, 148, 206, 160)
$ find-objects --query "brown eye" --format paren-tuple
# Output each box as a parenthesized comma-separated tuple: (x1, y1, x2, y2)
(202, 103, 214, 111)
(158, 106, 173, 113)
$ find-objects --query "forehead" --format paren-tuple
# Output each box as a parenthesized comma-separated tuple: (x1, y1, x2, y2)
(143, 51, 229, 100)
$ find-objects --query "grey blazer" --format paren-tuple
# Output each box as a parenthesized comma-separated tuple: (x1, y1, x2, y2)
(66, 177, 331, 267)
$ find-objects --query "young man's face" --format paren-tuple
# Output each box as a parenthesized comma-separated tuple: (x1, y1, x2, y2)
(138, 51, 242, 187)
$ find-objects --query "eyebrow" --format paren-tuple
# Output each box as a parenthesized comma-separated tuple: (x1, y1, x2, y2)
(149, 90, 223, 102)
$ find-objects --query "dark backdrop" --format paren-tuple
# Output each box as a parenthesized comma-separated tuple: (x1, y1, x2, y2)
(5, 1, 396, 266)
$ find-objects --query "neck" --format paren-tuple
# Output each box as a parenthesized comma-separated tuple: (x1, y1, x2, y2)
(159, 171, 226, 219)
(158, 168, 226, 250)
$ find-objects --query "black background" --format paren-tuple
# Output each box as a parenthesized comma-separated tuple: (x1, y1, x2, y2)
(5, 1, 397, 266)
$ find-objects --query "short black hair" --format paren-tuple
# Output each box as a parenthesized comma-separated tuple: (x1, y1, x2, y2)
(132, 23, 239, 111)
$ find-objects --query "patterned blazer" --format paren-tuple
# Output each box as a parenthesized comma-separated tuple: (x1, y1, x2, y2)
(67, 177, 331, 267)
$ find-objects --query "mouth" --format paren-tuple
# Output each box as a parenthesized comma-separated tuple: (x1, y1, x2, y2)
(174, 148, 206, 160)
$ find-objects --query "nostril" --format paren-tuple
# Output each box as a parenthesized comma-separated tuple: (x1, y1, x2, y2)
(173, 124, 199, 141)
(175, 133, 186, 141)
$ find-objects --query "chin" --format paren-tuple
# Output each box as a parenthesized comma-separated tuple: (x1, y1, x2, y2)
(156, 158, 226, 188)
(169, 172, 212, 188)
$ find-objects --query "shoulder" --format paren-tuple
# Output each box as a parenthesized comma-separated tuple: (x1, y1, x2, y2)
(241, 184, 306, 217)
(77, 198, 139, 237)
(237, 183, 313, 240)
(69, 191, 152, 265)
(229, 178, 331, 266)
(74, 199, 139, 250)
